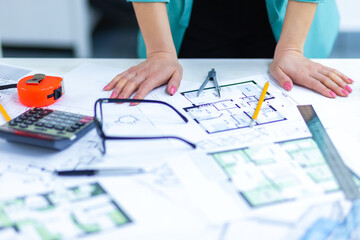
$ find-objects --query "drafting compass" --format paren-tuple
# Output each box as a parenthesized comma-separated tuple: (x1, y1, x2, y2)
(197, 68, 221, 97)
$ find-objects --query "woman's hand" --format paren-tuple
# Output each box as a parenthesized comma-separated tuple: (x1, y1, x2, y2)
(270, 49, 353, 98)
(271, 1, 353, 98)
(103, 52, 182, 104)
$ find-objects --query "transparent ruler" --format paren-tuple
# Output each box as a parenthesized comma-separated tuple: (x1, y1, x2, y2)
(298, 105, 360, 200)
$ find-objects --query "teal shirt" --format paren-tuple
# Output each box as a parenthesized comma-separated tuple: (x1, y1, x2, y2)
(129, 0, 340, 58)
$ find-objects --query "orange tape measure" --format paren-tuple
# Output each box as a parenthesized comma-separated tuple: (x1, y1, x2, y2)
(17, 74, 64, 107)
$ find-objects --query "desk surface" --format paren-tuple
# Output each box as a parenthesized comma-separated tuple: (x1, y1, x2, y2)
(0, 58, 359, 239)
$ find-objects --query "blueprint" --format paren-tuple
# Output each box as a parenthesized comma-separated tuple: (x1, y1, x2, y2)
(182, 81, 286, 134)
(219, 198, 360, 240)
(0, 182, 131, 240)
(0, 62, 357, 240)
(151, 74, 313, 152)
(211, 138, 360, 208)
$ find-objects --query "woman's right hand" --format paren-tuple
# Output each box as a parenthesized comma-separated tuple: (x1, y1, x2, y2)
(103, 51, 183, 104)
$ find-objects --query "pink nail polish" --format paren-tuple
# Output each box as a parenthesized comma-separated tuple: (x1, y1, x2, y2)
(283, 81, 292, 91)
(329, 91, 336, 98)
(130, 102, 138, 106)
(170, 86, 176, 95)
(118, 95, 123, 99)
(348, 78, 354, 83)
(345, 85, 352, 93)
(110, 92, 117, 98)
(103, 84, 109, 90)
(341, 89, 349, 95)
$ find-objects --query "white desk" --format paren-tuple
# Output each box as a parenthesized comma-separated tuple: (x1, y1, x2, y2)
(0, 58, 359, 239)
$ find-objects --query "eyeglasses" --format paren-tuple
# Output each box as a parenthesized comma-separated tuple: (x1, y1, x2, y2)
(94, 98, 196, 154)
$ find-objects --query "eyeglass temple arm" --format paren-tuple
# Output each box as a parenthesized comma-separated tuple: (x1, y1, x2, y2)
(95, 98, 189, 123)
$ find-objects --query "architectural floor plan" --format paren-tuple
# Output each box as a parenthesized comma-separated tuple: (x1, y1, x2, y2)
(212, 138, 360, 208)
(181, 81, 286, 134)
(0, 182, 131, 240)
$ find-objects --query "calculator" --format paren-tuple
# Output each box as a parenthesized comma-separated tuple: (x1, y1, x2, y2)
(0, 108, 95, 150)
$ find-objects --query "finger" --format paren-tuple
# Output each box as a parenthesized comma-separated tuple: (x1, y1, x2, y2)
(311, 73, 346, 97)
(110, 78, 128, 98)
(303, 77, 336, 98)
(104, 72, 128, 91)
(271, 67, 293, 91)
(167, 70, 182, 95)
(131, 79, 157, 106)
(319, 68, 352, 94)
(119, 79, 140, 100)
(324, 66, 353, 84)
(104, 66, 139, 91)
(110, 71, 141, 98)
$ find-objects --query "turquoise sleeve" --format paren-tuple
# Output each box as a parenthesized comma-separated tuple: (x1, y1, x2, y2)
(266, 0, 339, 58)
(127, 0, 169, 2)
(127, 0, 191, 58)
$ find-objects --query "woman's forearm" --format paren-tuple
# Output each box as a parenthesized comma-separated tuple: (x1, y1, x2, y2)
(133, 2, 177, 57)
(276, 0, 318, 54)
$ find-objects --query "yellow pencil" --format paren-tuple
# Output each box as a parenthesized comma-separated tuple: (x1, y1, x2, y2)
(250, 82, 269, 127)
(0, 103, 11, 122)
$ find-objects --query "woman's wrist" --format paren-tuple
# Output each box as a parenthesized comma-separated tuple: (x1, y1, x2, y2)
(274, 0, 317, 58)
(146, 48, 177, 59)
(273, 43, 304, 59)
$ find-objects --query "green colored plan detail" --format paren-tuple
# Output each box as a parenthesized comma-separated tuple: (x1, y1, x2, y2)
(0, 182, 131, 240)
(212, 138, 360, 208)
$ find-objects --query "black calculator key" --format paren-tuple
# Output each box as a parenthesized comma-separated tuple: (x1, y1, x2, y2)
(29, 117, 38, 122)
(35, 122, 44, 127)
(15, 118, 23, 123)
(33, 114, 43, 119)
(75, 122, 85, 127)
(55, 126, 65, 131)
(29, 110, 37, 115)
(24, 120, 34, 125)
(9, 121, 17, 126)
(66, 128, 76, 132)
(40, 110, 53, 116)
(19, 123, 28, 128)
(44, 124, 54, 129)
(71, 125, 80, 130)
(34, 108, 43, 112)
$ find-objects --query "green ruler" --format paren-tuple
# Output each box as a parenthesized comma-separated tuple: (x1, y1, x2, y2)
(298, 105, 360, 200)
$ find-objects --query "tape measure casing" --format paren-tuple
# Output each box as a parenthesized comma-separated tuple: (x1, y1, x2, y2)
(17, 74, 64, 107)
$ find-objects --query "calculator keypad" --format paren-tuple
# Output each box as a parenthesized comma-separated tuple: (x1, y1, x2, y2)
(7, 108, 93, 138)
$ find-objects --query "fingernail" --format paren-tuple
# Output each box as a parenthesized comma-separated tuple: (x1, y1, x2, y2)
(283, 81, 292, 91)
(170, 86, 177, 95)
(130, 102, 138, 106)
(348, 78, 354, 83)
(329, 91, 336, 98)
(103, 84, 109, 90)
(341, 89, 349, 95)
(117, 95, 123, 99)
(110, 92, 117, 98)
(345, 85, 352, 93)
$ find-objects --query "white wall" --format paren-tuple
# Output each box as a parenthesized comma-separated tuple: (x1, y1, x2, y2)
(0, 0, 93, 57)
(337, 0, 360, 32)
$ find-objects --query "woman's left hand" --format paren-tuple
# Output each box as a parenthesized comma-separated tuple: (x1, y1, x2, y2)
(270, 49, 354, 98)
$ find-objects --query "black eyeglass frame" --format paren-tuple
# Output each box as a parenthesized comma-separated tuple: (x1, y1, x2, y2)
(94, 98, 197, 154)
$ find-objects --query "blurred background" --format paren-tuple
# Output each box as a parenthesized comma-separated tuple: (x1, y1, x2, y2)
(0, 0, 359, 58)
